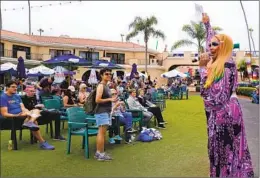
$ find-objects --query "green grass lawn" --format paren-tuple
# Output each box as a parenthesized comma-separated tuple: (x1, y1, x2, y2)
(1, 95, 209, 177)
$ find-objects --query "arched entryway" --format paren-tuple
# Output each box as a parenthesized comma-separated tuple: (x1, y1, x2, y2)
(82, 70, 100, 83)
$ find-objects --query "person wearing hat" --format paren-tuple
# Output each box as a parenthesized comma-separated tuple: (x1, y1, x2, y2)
(78, 83, 90, 106)
(63, 86, 77, 108)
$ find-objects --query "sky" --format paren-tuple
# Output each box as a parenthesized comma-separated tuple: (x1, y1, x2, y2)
(1, 1, 259, 52)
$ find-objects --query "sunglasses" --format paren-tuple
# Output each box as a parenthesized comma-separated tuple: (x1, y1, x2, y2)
(209, 42, 220, 47)
(112, 93, 117, 95)
(104, 73, 112, 76)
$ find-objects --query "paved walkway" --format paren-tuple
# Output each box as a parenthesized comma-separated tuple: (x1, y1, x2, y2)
(239, 98, 259, 177)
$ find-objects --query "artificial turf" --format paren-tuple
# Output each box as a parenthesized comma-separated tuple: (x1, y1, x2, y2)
(1, 95, 209, 177)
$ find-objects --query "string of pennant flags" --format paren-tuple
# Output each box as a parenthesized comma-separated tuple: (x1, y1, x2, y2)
(1, 1, 82, 12)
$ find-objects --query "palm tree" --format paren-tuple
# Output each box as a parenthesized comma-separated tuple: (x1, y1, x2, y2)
(249, 28, 256, 54)
(237, 59, 247, 81)
(126, 16, 166, 72)
(172, 21, 222, 54)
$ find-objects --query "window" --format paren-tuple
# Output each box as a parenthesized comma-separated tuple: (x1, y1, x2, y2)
(106, 53, 125, 64)
(0, 43, 4, 57)
(79, 51, 99, 62)
(49, 49, 71, 58)
(12, 45, 31, 59)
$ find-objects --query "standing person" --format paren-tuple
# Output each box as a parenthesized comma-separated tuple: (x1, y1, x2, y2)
(94, 68, 117, 161)
(60, 76, 70, 95)
(199, 33, 254, 177)
(36, 76, 54, 100)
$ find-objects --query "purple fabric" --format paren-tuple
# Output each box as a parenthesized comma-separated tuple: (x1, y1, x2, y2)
(130, 63, 137, 80)
(199, 59, 254, 177)
(204, 21, 216, 52)
(17, 57, 26, 79)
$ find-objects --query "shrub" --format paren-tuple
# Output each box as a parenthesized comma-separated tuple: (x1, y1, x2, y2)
(236, 87, 257, 97)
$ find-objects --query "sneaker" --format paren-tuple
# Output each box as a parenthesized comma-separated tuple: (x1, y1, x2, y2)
(53, 135, 66, 141)
(39, 141, 55, 150)
(157, 125, 166, 129)
(113, 135, 123, 141)
(159, 121, 168, 125)
(127, 128, 137, 133)
(94, 152, 112, 161)
(109, 138, 115, 144)
(22, 122, 39, 131)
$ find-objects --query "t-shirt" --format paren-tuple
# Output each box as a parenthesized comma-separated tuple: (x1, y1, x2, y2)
(0, 93, 22, 115)
(22, 95, 37, 110)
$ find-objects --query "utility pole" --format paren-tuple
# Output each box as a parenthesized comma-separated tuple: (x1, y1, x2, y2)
(120, 34, 124, 42)
(37, 28, 44, 36)
(249, 28, 256, 55)
(28, 0, 31, 35)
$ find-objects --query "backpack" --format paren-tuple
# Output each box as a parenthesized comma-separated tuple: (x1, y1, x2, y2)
(84, 83, 105, 114)
(137, 128, 162, 142)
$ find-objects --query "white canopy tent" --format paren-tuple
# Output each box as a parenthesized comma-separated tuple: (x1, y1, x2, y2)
(161, 69, 187, 78)
(125, 71, 148, 78)
(27, 65, 55, 75)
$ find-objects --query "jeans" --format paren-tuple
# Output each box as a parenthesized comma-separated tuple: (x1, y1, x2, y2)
(108, 112, 133, 138)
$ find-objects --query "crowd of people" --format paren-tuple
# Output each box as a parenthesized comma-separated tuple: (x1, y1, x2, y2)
(0, 69, 169, 161)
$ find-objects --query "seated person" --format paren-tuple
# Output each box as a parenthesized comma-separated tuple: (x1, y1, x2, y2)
(23, 86, 66, 141)
(0, 81, 55, 150)
(252, 87, 259, 104)
(138, 89, 167, 129)
(126, 89, 153, 127)
(78, 83, 90, 106)
(63, 86, 77, 108)
(109, 89, 136, 144)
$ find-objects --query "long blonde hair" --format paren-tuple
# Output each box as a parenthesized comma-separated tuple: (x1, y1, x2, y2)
(204, 34, 233, 88)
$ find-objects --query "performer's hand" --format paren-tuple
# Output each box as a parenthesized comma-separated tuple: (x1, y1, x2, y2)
(202, 13, 210, 23)
(199, 53, 211, 67)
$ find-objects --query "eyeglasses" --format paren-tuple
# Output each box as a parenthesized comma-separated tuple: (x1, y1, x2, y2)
(112, 93, 117, 95)
(10, 86, 17, 89)
(104, 73, 112, 76)
(209, 42, 220, 47)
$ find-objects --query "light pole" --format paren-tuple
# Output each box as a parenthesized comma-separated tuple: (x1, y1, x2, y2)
(0, 1, 2, 30)
(249, 28, 256, 55)
(37, 28, 44, 36)
(120, 34, 124, 42)
(28, 0, 31, 35)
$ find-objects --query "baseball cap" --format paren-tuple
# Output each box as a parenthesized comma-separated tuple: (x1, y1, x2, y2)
(68, 86, 75, 92)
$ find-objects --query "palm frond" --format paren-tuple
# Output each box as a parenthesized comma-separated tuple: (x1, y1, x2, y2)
(212, 26, 223, 32)
(126, 30, 139, 41)
(171, 39, 197, 51)
(151, 29, 166, 40)
(182, 24, 196, 38)
(146, 15, 158, 27)
(129, 16, 143, 30)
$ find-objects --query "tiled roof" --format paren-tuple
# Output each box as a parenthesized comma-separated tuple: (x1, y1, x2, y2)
(1, 29, 150, 51)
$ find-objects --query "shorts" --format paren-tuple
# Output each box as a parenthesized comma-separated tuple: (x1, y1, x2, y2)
(95, 112, 111, 127)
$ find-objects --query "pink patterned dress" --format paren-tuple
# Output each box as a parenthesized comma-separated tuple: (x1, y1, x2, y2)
(200, 21, 255, 177)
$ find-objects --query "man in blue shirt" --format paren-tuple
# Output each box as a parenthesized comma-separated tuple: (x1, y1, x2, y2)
(0, 81, 55, 150)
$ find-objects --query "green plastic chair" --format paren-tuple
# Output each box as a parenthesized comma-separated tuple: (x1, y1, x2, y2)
(151, 92, 165, 111)
(171, 88, 181, 100)
(180, 85, 189, 100)
(43, 99, 68, 129)
(66, 107, 98, 159)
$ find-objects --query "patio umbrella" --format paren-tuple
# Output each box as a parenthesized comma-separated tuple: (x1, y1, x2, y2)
(53, 66, 76, 76)
(17, 57, 27, 79)
(89, 60, 124, 69)
(27, 65, 55, 76)
(161, 69, 187, 78)
(88, 69, 98, 85)
(130, 63, 137, 80)
(0, 62, 17, 74)
(126, 71, 147, 78)
(53, 66, 66, 84)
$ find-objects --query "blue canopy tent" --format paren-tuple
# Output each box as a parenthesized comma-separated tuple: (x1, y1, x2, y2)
(88, 60, 124, 69)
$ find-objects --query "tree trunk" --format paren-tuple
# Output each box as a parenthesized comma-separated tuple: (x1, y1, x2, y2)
(28, 0, 31, 35)
(249, 30, 256, 55)
(145, 41, 148, 73)
(240, 0, 252, 82)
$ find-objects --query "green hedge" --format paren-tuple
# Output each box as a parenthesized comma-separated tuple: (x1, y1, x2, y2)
(236, 87, 257, 97)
